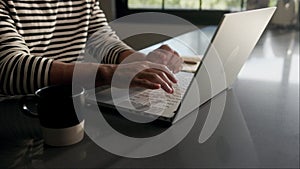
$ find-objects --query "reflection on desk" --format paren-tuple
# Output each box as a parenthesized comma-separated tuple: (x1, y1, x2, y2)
(0, 97, 43, 168)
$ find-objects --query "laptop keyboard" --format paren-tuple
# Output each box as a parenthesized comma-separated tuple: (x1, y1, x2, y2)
(127, 71, 194, 115)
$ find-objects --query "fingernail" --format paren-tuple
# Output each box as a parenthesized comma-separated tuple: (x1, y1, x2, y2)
(174, 77, 178, 83)
(169, 87, 174, 94)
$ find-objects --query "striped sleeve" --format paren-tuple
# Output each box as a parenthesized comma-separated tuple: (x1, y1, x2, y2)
(0, 2, 53, 95)
(85, 1, 132, 64)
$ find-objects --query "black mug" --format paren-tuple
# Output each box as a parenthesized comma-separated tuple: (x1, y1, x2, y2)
(21, 85, 86, 146)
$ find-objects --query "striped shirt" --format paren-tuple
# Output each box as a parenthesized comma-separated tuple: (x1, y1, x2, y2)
(0, 0, 131, 95)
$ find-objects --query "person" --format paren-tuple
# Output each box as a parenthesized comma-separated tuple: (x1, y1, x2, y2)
(0, 0, 183, 96)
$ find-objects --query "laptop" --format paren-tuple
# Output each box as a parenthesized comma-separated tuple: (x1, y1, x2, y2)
(87, 7, 277, 125)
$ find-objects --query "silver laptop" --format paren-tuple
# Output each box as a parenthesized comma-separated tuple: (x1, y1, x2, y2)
(88, 7, 276, 124)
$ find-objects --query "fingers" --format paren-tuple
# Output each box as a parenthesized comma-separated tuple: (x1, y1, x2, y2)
(147, 62, 178, 83)
(130, 61, 178, 93)
(133, 79, 161, 90)
(167, 53, 184, 73)
(159, 45, 174, 53)
(146, 69, 174, 93)
(148, 45, 183, 73)
(134, 70, 174, 93)
(148, 50, 170, 65)
(161, 50, 182, 73)
(114, 61, 178, 93)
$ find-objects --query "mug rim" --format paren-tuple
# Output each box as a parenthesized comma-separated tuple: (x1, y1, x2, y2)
(35, 85, 85, 98)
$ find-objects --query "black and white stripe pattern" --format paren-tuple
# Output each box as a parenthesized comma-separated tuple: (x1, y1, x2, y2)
(0, 0, 131, 95)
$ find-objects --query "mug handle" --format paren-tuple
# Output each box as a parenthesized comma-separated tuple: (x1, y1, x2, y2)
(20, 96, 39, 118)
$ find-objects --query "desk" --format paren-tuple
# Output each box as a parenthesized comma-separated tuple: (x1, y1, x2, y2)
(0, 27, 299, 168)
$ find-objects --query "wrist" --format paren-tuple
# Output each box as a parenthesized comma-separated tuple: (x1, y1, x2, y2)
(50, 61, 74, 85)
(118, 50, 146, 64)
(96, 64, 117, 86)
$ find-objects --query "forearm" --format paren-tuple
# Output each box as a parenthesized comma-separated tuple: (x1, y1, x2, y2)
(49, 61, 117, 88)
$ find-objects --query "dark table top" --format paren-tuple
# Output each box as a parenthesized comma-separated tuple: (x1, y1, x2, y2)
(0, 27, 299, 168)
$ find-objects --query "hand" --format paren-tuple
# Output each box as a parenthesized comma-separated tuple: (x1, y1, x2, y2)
(97, 61, 178, 94)
(50, 61, 177, 93)
(146, 45, 184, 73)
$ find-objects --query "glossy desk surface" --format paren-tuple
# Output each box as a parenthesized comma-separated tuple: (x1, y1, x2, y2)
(0, 27, 299, 168)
